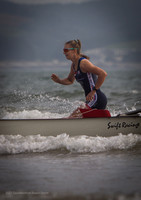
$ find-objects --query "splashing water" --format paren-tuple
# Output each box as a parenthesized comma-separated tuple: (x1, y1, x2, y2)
(0, 133, 141, 155)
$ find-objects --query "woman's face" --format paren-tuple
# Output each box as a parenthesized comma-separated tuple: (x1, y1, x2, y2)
(63, 44, 76, 60)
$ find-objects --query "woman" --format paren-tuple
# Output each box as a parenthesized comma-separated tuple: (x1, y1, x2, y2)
(51, 39, 107, 118)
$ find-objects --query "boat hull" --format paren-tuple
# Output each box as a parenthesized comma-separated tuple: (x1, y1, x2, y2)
(0, 116, 141, 137)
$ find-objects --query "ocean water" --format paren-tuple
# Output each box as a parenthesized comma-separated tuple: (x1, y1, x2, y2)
(0, 64, 141, 200)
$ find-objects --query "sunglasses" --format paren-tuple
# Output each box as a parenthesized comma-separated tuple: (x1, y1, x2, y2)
(63, 48, 78, 53)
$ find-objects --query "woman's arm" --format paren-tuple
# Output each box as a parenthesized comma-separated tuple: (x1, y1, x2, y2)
(80, 59, 107, 90)
(51, 64, 75, 85)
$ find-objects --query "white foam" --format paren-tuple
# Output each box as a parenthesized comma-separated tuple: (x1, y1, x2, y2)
(109, 105, 141, 117)
(3, 110, 68, 119)
(131, 90, 139, 94)
(0, 133, 141, 155)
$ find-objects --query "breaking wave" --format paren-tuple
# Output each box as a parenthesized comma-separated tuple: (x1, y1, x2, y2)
(0, 133, 141, 155)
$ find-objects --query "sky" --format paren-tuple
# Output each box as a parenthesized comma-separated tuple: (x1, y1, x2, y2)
(6, 0, 94, 5)
(0, 0, 141, 66)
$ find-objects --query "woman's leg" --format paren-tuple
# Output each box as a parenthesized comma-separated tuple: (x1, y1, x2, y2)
(68, 104, 91, 119)
(68, 107, 83, 119)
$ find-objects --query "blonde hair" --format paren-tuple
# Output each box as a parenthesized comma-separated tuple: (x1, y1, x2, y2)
(65, 39, 89, 59)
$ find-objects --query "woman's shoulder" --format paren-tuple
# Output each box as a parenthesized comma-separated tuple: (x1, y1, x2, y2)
(79, 58, 91, 73)
(80, 58, 98, 73)
(80, 58, 92, 67)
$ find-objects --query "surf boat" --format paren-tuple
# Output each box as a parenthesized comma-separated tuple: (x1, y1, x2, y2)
(0, 109, 141, 137)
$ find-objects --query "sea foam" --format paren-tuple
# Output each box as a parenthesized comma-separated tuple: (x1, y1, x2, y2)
(0, 133, 141, 155)
(2, 110, 68, 119)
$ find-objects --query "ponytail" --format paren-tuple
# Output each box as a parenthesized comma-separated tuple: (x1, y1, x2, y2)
(65, 39, 90, 60)
(80, 53, 89, 59)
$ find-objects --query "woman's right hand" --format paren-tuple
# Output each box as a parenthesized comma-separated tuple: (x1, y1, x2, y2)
(51, 74, 60, 83)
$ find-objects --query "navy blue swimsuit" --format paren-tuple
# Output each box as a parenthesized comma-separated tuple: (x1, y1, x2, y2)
(73, 57, 107, 109)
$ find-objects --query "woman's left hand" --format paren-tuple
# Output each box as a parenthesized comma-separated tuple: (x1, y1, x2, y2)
(86, 90, 95, 102)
